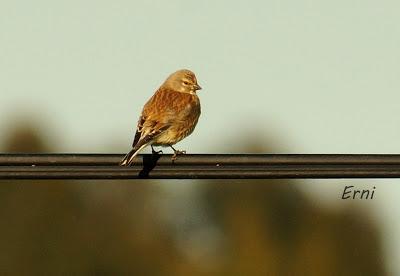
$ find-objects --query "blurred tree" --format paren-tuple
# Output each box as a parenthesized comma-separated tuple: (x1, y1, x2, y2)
(0, 121, 180, 275)
(2, 122, 48, 153)
(199, 143, 387, 276)
(0, 122, 388, 275)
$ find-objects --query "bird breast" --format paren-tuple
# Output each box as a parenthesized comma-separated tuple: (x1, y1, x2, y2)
(154, 94, 200, 145)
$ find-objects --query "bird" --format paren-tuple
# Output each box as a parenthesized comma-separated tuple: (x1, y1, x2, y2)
(120, 69, 202, 166)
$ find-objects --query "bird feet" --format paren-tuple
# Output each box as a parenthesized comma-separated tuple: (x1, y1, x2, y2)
(171, 149, 186, 162)
(151, 146, 163, 155)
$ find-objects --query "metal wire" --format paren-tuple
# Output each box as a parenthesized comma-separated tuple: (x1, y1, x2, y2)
(1, 154, 400, 179)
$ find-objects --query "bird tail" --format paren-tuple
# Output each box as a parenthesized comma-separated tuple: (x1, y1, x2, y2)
(119, 144, 148, 166)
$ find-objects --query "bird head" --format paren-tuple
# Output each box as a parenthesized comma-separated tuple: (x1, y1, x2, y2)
(163, 69, 202, 94)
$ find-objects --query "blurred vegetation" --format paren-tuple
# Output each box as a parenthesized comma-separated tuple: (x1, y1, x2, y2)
(0, 120, 387, 275)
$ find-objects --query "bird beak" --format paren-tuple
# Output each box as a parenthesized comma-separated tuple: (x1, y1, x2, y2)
(194, 84, 202, 91)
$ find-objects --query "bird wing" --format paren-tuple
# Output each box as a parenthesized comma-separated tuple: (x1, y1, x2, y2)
(131, 89, 175, 149)
(131, 88, 197, 149)
(131, 117, 170, 150)
(131, 116, 145, 148)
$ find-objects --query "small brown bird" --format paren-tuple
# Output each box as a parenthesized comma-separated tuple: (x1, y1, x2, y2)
(120, 69, 202, 166)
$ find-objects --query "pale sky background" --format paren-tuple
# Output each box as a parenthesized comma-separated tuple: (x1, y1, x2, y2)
(1, 0, 400, 274)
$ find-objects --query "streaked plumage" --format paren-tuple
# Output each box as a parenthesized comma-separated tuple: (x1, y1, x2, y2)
(120, 69, 202, 166)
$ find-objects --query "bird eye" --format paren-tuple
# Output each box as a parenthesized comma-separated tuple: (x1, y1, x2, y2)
(183, 81, 189, 85)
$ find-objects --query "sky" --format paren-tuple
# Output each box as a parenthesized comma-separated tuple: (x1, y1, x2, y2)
(1, 0, 400, 273)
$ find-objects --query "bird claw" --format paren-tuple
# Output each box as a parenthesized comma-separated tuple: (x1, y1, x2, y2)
(171, 150, 186, 162)
(151, 146, 163, 155)
(152, 149, 163, 155)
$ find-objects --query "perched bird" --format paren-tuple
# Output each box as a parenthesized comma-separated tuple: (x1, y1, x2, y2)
(120, 69, 202, 166)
